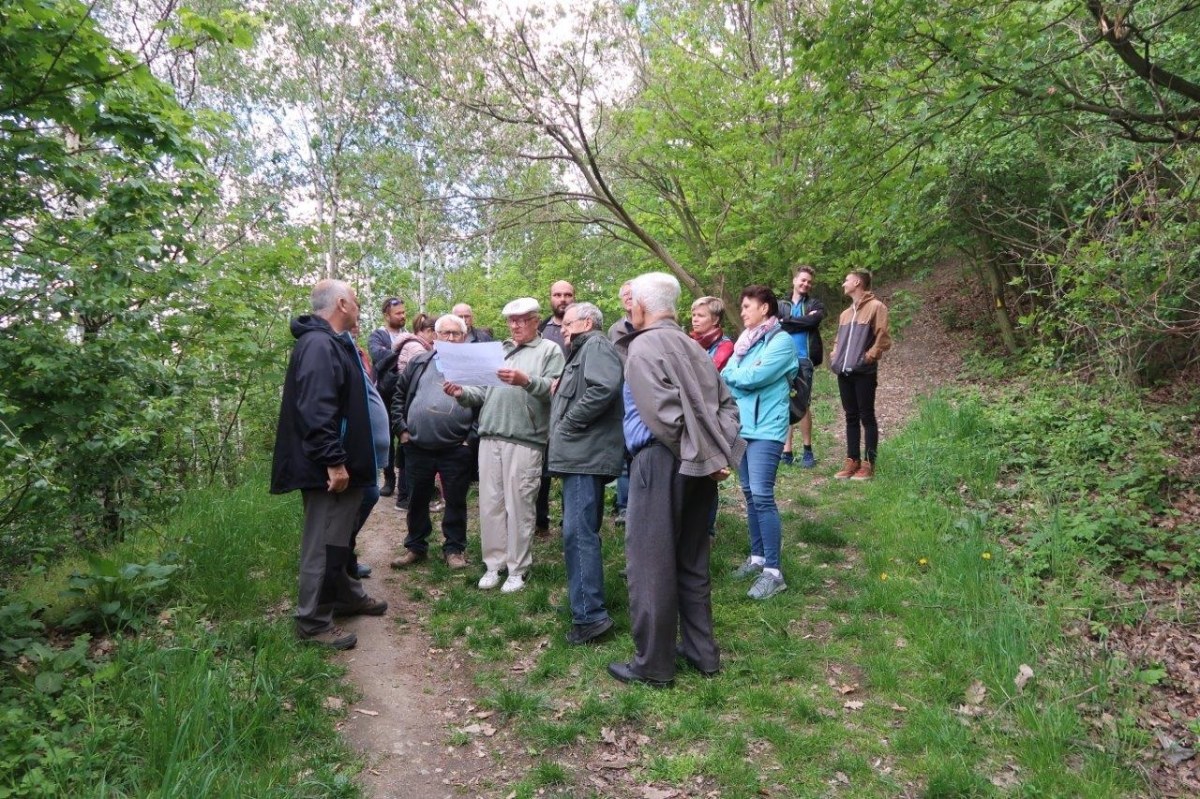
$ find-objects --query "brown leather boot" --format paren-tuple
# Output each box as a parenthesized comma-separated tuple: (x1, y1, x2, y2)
(851, 461, 875, 481)
(834, 458, 861, 479)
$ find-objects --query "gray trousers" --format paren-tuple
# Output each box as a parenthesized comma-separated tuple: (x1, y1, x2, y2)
(296, 488, 369, 635)
(625, 444, 720, 681)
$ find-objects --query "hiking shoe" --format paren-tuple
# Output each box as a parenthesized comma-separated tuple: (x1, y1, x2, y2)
(747, 572, 788, 601)
(801, 450, 816, 469)
(478, 570, 504, 590)
(444, 552, 468, 570)
(834, 458, 861, 479)
(731, 557, 764, 580)
(298, 625, 357, 650)
(566, 617, 614, 646)
(851, 461, 875, 481)
(780, 451, 795, 466)
(334, 596, 388, 617)
(394, 496, 409, 510)
(500, 573, 527, 594)
(390, 550, 426, 569)
(380, 476, 395, 497)
(354, 562, 373, 579)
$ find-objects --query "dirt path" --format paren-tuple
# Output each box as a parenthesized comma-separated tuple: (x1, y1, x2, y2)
(334, 506, 501, 798)
(335, 261, 977, 797)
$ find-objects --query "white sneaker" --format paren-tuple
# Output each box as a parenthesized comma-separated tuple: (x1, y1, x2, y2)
(500, 573, 526, 594)
(478, 570, 504, 590)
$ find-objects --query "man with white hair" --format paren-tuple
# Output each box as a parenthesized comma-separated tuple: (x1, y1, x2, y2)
(271, 279, 388, 651)
(445, 297, 565, 593)
(608, 272, 744, 687)
(389, 314, 477, 571)
(549, 301, 624, 645)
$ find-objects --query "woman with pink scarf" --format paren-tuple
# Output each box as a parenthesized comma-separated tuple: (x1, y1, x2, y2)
(721, 285, 798, 601)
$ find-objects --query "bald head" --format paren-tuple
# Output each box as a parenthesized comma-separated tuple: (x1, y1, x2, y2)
(550, 281, 575, 319)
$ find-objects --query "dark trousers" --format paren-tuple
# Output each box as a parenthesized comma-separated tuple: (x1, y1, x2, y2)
(402, 442, 472, 555)
(837, 372, 879, 463)
(296, 488, 368, 635)
(347, 485, 380, 577)
(536, 448, 553, 528)
(625, 444, 720, 681)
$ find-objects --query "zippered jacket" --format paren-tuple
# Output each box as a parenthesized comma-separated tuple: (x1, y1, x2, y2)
(778, 295, 826, 366)
(722, 327, 798, 443)
(271, 315, 377, 493)
(829, 292, 891, 376)
(548, 330, 625, 478)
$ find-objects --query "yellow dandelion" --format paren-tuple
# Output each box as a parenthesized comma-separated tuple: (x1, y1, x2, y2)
(982, 552, 992, 560)
(880, 572, 889, 581)
(918, 558, 929, 567)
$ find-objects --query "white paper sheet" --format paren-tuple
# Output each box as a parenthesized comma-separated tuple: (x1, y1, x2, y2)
(433, 341, 506, 386)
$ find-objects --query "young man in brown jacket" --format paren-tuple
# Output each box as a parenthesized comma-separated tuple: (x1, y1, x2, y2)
(828, 270, 892, 481)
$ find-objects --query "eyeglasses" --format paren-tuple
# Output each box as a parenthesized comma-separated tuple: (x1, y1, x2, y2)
(562, 318, 587, 329)
(507, 315, 539, 326)
(437, 330, 466, 340)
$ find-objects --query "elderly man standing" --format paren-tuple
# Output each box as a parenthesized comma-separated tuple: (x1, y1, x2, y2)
(271, 279, 388, 651)
(549, 302, 624, 645)
(609, 272, 744, 687)
(453, 302, 493, 343)
(390, 314, 477, 571)
(445, 297, 565, 593)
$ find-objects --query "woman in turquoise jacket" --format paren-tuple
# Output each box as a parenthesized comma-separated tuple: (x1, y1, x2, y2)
(722, 285, 798, 600)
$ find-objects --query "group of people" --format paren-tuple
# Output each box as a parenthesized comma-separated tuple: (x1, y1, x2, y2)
(270, 265, 890, 687)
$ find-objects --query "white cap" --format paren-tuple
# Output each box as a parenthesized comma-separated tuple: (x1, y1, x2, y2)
(501, 297, 540, 317)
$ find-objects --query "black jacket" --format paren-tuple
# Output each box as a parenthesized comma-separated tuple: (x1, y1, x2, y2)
(390, 350, 478, 449)
(271, 315, 377, 493)
(777, 294, 826, 366)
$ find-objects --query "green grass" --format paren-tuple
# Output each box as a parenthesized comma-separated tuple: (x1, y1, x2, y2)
(2, 466, 361, 797)
(402, 385, 1151, 797)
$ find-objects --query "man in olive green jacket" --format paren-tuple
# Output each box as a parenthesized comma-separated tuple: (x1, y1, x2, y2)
(548, 302, 624, 645)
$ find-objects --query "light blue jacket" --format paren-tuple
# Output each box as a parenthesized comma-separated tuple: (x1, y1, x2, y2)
(721, 327, 798, 443)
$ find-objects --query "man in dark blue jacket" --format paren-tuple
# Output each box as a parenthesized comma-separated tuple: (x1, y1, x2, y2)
(271, 279, 388, 650)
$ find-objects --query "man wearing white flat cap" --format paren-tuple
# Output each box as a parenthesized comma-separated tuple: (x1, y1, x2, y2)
(444, 297, 565, 593)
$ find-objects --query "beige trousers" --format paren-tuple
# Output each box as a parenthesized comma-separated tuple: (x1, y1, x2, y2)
(477, 438, 543, 576)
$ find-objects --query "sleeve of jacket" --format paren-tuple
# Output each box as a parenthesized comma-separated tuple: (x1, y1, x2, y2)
(722, 333, 798, 392)
(368, 329, 392, 367)
(866, 303, 892, 362)
(778, 298, 826, 333)
(561, 340, 622, 430)
(626, 350, 684, 456)
(390, 355, 418, 437)
(294, 337, 349, 466)
(524, 343, 565, 400)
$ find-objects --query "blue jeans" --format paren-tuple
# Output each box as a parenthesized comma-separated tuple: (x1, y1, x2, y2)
(738, 439, 784, 570)
(561, 474, 609, 625)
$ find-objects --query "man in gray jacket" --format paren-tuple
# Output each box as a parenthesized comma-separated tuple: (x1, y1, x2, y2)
(390, 314, 477, 571)
(608, 272, 745, 688)
(445, 297, 565, 593)
(549, 302, 624, 645)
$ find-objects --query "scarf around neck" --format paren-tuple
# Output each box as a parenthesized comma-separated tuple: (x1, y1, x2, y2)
(690, 326, 725, 351)
(733, 316, 779, 358)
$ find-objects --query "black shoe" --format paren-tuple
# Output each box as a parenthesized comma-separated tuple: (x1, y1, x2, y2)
(355, 563, 372, 579)
(394, 495, 409, 510)
(380, 476, 395, 497)
(606, 661, 672, 688)
(566, 617, 614, 646)
(675, 645, 720, 677)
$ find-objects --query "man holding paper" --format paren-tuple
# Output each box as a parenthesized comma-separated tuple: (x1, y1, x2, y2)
(443, 297, 565, 594)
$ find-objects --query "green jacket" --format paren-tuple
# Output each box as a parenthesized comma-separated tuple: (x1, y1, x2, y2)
(457, 336, 565, 450)
(548, 330, 625, 478)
